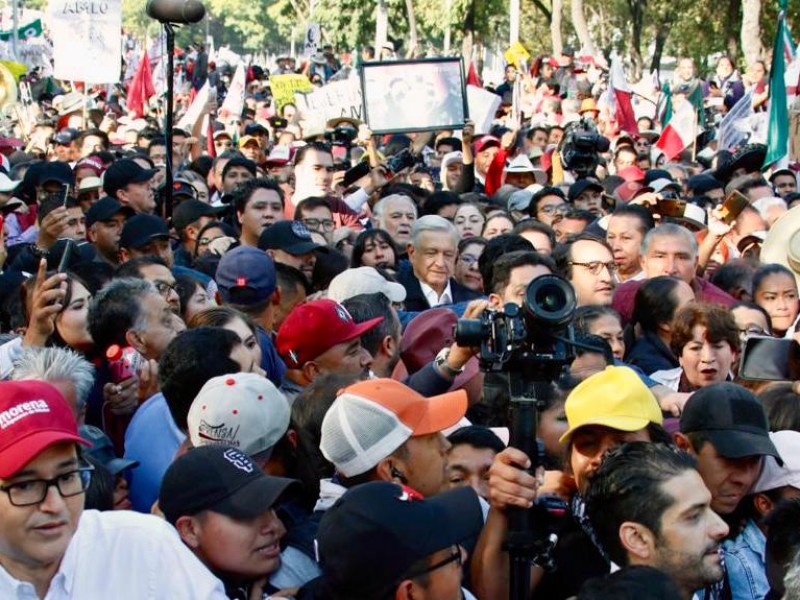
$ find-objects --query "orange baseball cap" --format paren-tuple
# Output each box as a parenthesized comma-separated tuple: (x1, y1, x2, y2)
(320, 378, 467, 477)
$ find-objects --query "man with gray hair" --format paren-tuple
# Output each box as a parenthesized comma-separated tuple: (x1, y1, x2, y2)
(88, 277, 186, 362)
(372, 193, 418, 247)
(12, 347, 95, 424)
(612, 222, 736, 322)
(397, 215, 481, 311)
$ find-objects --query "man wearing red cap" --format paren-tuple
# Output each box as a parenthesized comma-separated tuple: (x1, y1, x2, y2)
(0, 380, 227, 598)
(276, 299, 380, 402)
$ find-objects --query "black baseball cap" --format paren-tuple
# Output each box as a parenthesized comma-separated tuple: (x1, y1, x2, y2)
(172, 199, 224, 230)
(170, 180, 197, 201)
(37, 161, 74, 187)
(103, 158, 158, 198)
(315, 481, 483, 599)
(568, 178, 604, 202)
(119, 214, 169, 249)
(258, 220, 324, 256)
(53, 128, 79, 145)
(244, 123, 269, 136)
(85, 196, 134, 227)
(680, 382, 781, 462)
(79, 425, 138, 475)
(687, 174, 723, 196)
(158, 445, 299, 525)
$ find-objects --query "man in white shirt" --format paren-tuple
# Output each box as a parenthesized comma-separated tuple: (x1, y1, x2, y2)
(0, 380, 228, 600)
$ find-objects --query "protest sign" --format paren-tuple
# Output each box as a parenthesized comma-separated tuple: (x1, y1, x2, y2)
(361, 57, 468, 134)
(270, 73, 314, 111)
(0, 19, 43, 42)
(219, 63, 245, 120)
(466, 84, 501, 134)
(504, 41, 530, 71)
(48, 0, 121, 83)
(295, 77, 363, 137)
(304, 23, 321, 56)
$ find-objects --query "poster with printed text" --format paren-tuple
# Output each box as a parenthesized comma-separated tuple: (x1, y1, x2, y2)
(49, 0, 122, 83)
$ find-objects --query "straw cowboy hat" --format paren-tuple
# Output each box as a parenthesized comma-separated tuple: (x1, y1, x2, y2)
(761, 204, 800, 287)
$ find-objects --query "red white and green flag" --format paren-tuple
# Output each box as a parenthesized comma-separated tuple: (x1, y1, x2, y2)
(656, 100, 697, 160)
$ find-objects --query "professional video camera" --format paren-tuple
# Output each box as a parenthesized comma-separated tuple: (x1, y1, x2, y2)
(324, 123, 358, 147)
(456, 274, 576, 378)
(456, 274, 579, 598)
(558, 117, 610, 179)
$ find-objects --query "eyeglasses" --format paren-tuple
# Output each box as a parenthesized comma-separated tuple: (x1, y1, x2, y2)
(1, 466, 94, 507)
(405, 547, 463, 580)
(302, 218, 335, 231)
(568, 260, 618, 275)
(538, 204, 569, 216)
(154, 280, 177, 297)
(458, 254, 480, 266)
(739, 326, 767, 338)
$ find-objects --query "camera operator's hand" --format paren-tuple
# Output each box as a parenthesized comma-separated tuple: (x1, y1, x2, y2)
(23, 259, 67, 347)
(488, 447, 542, 510)
(446, 299, 489, 369)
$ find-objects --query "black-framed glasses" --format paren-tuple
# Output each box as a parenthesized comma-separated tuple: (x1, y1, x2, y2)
(303, 218, 335, 231)
(405, 547, 463, 580)
(568, 260, 618, 275)
(1, 466, 94, 506)
(154, 280, 177, 297)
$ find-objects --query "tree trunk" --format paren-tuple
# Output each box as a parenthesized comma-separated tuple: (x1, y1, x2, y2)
(462, 0, 474, 64)
(404, 0, 419, 57)
(725, 0, 741, 60)
(551, 0, 563, 56)
(375, 0, 388, 53)
(627, 0, 645, 80)
(570, 0, 594, 55)
(650, 10, 676, 73)
(740, 0, 763, 66)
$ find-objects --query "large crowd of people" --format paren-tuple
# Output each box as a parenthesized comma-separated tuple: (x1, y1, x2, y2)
(0, 40, 798, 600)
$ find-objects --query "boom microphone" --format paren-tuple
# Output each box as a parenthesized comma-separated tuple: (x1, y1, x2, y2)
(146, 0, 205, 24)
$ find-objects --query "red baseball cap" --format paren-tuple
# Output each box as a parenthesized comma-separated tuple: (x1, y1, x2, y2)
(276, 299, 383, 368)
(0, 381, 89, 478)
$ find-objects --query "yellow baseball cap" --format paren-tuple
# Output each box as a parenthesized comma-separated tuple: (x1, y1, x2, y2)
(559, 366, 663, 444)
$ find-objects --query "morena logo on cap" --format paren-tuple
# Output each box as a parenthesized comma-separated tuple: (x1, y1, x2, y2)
(222, 448, 254, 473)
(0, 400, 50, 430)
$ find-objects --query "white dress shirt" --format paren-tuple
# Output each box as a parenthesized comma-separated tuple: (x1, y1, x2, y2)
(0, 510, 228, 600)
(420, 280, 453, 307)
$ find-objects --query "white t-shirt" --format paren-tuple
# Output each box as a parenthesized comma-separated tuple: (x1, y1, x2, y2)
(0, 510, 228, 600)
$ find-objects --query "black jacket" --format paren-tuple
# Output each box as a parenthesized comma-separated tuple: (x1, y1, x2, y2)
(397, 266, 481, 312)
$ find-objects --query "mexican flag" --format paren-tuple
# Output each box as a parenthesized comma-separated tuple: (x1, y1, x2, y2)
(656, 100, 697, 160)
(764, 2, 791, 169)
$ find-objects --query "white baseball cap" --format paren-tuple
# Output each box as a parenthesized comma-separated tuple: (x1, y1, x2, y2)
(0, 172, 20, 194)
(187, 373, 290, 458)
(327, 266, 406, 304)
(753, 430, 800, 493)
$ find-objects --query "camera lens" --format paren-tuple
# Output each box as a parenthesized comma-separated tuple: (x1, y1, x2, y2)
(523, 274, 576, 329)
(536, 285, 567, 312)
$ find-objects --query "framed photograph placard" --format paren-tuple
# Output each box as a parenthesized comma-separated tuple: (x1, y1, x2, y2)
(360, 57, 469, 134)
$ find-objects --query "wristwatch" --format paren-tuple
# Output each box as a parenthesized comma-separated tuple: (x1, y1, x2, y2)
(435, 347, 464, 379)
